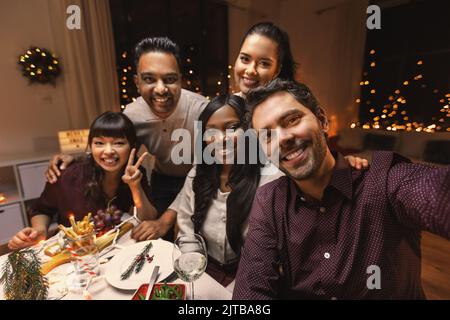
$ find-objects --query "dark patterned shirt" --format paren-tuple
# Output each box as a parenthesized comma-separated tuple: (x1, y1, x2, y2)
(233, 152, 450, 300)
(30, 160, 151, 226)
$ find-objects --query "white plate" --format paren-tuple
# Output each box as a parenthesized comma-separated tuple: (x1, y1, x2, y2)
(105, 239, 174, 290)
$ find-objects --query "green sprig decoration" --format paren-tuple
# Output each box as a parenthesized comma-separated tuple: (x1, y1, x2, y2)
(1, 249, 49, 300)
(18, 47, 61, 84)
(120, 242, 153, 280)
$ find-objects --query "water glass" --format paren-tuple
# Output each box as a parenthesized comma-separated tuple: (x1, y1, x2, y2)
(66, 230, 99, 289)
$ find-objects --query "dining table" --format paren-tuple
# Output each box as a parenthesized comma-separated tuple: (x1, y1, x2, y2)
(0, 227, 233, 300)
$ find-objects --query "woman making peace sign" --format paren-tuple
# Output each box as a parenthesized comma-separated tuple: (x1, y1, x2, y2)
(8, 112, 157, 250)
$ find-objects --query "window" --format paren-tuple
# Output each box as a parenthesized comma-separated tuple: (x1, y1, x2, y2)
(358, 0, 450, 133)
(109, 0, 229, 108)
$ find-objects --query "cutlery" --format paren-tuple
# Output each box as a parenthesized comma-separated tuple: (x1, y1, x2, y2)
(98, 245, 120, 258)
(98, 229, 125, 258)
(145, 265, 160, 300)
(99, 255, 115, 264)
(160, 271, 178, 283)
(103, 207, 140, 238)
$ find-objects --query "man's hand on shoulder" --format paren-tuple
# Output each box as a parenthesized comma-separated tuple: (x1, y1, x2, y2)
(45, 154, 74, 184)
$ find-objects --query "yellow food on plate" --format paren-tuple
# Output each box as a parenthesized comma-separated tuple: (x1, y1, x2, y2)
(41, 250, 72, 275)
(41, 221, 134, 275)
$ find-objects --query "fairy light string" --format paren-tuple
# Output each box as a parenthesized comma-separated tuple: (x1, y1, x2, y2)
(352, 49, 450, 133)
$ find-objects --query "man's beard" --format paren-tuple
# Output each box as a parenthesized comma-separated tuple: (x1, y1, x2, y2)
(279, 130, 327, 181)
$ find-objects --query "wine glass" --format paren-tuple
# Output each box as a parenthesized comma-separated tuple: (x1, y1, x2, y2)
(172, 233, 207, 300)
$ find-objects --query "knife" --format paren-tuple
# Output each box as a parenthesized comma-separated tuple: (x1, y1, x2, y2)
(160, 270, 178, 283)
(145, 265, 160, 300)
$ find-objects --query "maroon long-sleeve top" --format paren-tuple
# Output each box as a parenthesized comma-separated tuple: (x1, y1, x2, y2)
(233, 152, 450, 300)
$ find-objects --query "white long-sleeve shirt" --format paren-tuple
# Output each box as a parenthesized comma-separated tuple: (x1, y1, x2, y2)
(169, 164, 283, 264)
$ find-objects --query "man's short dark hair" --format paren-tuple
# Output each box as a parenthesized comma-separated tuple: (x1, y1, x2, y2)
(134, 37, 181, 71)
(246, 78, 321, 120)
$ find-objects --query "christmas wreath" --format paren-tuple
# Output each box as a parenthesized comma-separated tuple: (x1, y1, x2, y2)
(18, 47, 61, 84)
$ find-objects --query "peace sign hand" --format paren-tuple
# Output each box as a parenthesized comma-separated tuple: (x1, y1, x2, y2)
(122, 148, 149, 187)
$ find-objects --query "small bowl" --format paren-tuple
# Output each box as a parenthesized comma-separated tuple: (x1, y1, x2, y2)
(132, 283, 186, 300)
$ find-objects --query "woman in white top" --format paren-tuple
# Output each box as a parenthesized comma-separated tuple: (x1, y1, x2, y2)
(172, 94, 367, 287)
(171, 94, 281, 286)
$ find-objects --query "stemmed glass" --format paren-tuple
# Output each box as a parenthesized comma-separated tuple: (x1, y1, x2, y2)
(172, 233, 207, 300)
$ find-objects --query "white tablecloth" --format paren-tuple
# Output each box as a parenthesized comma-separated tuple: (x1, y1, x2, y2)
(0, 231, 232, 300)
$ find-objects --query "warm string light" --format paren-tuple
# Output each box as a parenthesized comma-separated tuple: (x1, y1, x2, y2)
(119, 51, 136, 110)
(18, 47, 61, 84)
(352, 51, 448, 133)
(184, 47, 202, 95)
(227, 65, 235, 93)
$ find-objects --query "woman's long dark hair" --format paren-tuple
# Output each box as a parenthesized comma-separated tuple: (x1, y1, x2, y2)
(239, 21, 297, 81)
(192, 95, 261, 254)
(84, 111, 138, 203)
